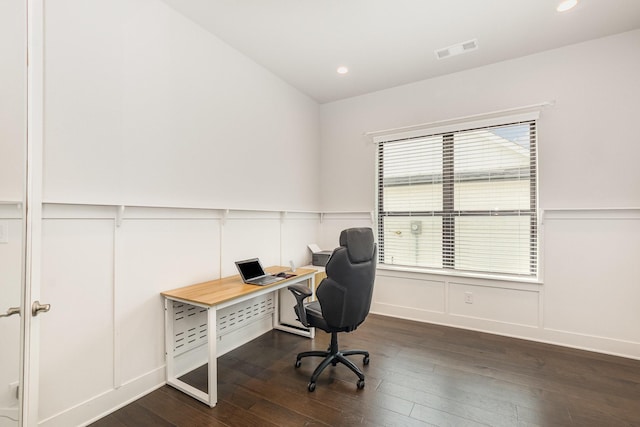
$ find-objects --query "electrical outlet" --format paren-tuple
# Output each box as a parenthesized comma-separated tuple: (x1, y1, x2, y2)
(464, 292, 473, 304)
(0, 221, 8, 244)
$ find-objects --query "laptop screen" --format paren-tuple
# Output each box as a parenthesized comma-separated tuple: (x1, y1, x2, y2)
(235, 258, 265, 281)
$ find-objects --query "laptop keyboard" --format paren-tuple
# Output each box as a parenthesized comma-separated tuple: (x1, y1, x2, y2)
(251, 276, 279, 285)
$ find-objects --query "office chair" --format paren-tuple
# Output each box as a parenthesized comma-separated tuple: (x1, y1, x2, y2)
(288, 227, 377, 391)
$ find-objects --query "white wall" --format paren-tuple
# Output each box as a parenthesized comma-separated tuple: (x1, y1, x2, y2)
(0, 0, 26, 422)
(43, 0, 320, 211)
(0, 0, 25, 203)
(36, 0, 323, 425)
(319, 30, 640, 359)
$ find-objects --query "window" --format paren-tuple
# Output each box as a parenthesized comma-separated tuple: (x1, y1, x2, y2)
(376, 117, 537, 277)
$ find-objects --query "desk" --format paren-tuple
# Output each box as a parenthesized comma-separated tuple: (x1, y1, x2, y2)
(161, 266, 316, 407)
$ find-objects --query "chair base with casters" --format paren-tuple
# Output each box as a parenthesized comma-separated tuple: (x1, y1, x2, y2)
(295, 329, 370, 392)
(289, 283, 371, 391)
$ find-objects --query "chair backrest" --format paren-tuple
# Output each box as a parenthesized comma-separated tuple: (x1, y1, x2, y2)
(316, 228, 377, 331)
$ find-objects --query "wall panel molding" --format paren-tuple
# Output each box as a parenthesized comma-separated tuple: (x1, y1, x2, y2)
(37, 204, 326, 426)
(542, 207, 640, 222)
(41, 202, 372, 222)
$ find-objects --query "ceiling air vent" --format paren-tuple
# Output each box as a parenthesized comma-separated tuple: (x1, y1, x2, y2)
(435, 39, 478, 60)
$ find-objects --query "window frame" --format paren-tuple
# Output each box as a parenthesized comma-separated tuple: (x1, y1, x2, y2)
(375, 111, 540, 280)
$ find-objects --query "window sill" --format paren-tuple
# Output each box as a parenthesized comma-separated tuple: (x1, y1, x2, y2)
(376, 264, 543, 286)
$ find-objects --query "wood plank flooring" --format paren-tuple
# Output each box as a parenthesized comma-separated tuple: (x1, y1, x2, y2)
(91, 314, 640, 426)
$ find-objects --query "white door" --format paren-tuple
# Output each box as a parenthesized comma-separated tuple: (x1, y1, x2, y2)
(1, 2, 49, 426)
(0, 1, 28, 426)
(23, 0, 49, 425)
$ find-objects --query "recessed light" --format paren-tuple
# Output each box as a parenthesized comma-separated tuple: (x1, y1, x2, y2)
(336, 66, 349, 75)
(557, 0, 578, 12)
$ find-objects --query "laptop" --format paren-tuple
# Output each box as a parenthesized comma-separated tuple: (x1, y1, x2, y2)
(235, 258, 281, 286)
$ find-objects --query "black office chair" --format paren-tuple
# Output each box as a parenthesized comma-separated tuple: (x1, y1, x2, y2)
(288, 227, 377, 391)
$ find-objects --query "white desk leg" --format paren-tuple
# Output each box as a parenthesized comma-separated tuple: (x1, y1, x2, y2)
(273, 274, 316, 338)
(207, 306, 217, 407)
(164, 298, 175, 382)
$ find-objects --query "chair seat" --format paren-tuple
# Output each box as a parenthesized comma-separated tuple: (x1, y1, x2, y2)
(304, 301, 330, 332)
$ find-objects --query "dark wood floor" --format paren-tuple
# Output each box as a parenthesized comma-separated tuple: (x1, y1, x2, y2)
(91, 314, 640, 426)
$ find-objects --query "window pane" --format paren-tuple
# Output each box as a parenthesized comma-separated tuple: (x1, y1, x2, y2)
(383, 182, 443, 211)
(382, 216, 442, 268)
(455, 215, 533, 275)
(454, 124, 532, 211)
(455, 180, 530, 210)
(382, 136, 443, 212)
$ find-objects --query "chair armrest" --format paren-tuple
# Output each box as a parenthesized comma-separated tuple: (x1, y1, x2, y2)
(287, 284, 313, 327)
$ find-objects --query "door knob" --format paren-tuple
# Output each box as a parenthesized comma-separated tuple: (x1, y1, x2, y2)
(0, 306, 20, 318)
(32, 301, 51, 317)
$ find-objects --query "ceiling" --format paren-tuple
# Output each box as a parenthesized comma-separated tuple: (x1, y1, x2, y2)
(161, 0, 640, 104)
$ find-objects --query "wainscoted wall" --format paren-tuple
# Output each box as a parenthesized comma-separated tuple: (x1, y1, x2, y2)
(0, 204, 23, 422)
(12, 202, 640, 426)
(36, 204, 373, 426)
(365, 209, 640, 361)
(372, 269, 543, 340)
(541, 208, 640, 355)
(313, 209, 640, 360)
(317, 212, 374, 250)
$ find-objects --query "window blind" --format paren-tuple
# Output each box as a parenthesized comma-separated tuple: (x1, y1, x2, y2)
(377, 120, 537, 277)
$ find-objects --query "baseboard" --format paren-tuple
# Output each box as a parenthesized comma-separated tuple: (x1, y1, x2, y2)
(38, 367, 165, 427)
(538, 328, 640, 361)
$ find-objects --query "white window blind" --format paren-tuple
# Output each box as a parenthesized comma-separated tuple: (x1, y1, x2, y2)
(377, 118, 537, 277)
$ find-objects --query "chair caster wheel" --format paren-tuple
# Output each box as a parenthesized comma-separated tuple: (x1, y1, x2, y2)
(357, 379, 365, 389)
(295, 359, 301, 368)
(363, 356, 370, 365)
(308, 382, 316, 392)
